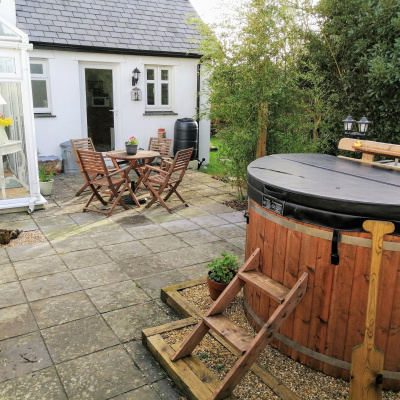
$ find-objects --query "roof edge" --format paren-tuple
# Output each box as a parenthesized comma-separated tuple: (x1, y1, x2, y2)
(31, 42, 201, 59)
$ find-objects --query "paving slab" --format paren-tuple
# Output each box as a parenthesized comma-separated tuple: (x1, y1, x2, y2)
(124, 341, 165, 384)
(207, 224, 247, 239)
(189, 214, 230, 228)
(0, 219, 39, 232)
(103, 302, 175, 342)
(34, 214, 76, 229)
(0, 304, 37, 340)
(158, 246, 214, 269)
(50, 234, 97, 253)
(135, 269, 188, 299)
(21, 271, 81, 302)
(118, 253, 174, 280)
(0, 248, 9, 264)
(30, 291, 97, 329)
(175, 228, 220, 246)
(0, 332, 52, 382)
(40, 224, 84, 241)
(217, 210, 246, 223)
(0, 367, 67, 400)
(60, 248, 112, 270)
(85, 280, 151, 313)
(13, 254, 67, 280)
(178, 262, 209, 281)
(42, 315, 119, 363)
(112, 385, 163, 400)
(90, 229, 134, 246)
(6, 242, 56, 262)
(0, 281, 26, 309)
(140, 234, 189, 253)
(102, 241, 152, 260)
(111, 213, 152, 228)
(159, 219, 199, 234)
(125, 224, 170, 240)
(0, 263, 17, 284)
(152, 378, 184, 400)
(56, 346, 146, 400)
(71, 262, 130, 289)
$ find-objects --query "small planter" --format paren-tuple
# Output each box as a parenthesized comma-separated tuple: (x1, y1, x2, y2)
(126, 144, 138, 155)
(207, 275, 229, 300)
(39, 180, 54, 196)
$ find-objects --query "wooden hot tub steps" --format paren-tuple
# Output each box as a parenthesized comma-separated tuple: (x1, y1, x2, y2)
(171, 248, 309, 400)
(238, 270, 289, 303)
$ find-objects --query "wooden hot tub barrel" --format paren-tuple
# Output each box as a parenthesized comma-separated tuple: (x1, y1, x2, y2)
(245, 153, 400, 390)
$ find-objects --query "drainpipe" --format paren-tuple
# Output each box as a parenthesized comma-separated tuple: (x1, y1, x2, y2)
(196, 60, 205, 169)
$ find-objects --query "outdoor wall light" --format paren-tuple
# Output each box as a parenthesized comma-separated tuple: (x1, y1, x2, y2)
(132, 68, 140, 86)
(131, 87, 142, 101)
(342, 115, 371, 136)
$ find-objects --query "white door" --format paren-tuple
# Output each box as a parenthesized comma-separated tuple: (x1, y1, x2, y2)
(80, 64, 119, 151)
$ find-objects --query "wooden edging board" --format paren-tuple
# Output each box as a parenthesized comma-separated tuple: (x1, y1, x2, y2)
(142, 278, 300, 400)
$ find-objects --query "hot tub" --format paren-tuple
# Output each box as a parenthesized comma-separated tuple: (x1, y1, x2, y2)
(245, 153, 400, 390)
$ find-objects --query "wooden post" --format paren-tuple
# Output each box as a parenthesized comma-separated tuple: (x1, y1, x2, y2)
(256, 103, 268, 159)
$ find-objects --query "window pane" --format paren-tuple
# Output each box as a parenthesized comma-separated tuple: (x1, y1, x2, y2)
(30, 63, 43, 74)
(31, 80, 48, 108)
(161, 83, 169, 105)
(147, 83, 155, 105)
(147, 69, 154, 80)
(161, 70, 168, 80)
(0, 57, 15, 73)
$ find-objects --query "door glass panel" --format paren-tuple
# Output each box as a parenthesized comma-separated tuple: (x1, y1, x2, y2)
(31, 80, 48, 108)
(147, 69, 154, 80)
(85, 68, 114, 151)
(147, 83, 155, 105)
(0, 82, 30, 200)
(161, 83, 169, 105)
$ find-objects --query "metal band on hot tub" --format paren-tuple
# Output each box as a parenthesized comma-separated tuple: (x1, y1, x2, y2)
(243, 297, 400, 380)
(249, 200, 400, 252)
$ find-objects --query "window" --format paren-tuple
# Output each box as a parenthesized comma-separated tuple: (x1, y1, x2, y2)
(145, 66, 172, 111)
(30, 60, 51, 113)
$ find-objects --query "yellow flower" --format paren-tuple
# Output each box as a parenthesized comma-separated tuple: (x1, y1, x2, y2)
(0, 118, 13, 127)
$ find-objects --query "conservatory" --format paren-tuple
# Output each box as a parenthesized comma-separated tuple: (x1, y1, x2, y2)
(0, 17, 45, 213)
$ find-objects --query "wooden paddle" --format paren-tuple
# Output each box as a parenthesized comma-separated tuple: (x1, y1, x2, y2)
(349, 220, 395, 400)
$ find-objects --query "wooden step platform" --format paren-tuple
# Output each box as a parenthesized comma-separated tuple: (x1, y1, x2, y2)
(144, 276, 301, 400)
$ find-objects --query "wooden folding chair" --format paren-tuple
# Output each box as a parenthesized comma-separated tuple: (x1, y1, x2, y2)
(141, 148, 193, 213)
(71, 138, 117, 196)
(76, 149, 139, 217)
(148, 137, 173, 163)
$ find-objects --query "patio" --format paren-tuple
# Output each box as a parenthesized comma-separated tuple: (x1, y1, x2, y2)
(0, 169, 246, 399)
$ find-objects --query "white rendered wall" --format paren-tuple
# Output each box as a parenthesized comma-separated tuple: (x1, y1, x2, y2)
(31, 49, 210, 164)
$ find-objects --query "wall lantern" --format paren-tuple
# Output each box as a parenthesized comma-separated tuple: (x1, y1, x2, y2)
(342, 115, 371, 136)
(132, 68, 140, 86)
(131, 87, 142, 101)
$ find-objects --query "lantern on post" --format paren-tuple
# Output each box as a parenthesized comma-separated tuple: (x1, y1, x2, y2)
(342, 115, 371, 136)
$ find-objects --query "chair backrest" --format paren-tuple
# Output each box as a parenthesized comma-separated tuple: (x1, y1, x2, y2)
(148, 137, 173, 159)
(77, 149, 108, 178)
(168, 148, 193, 179)
(71, 138, 96, 172)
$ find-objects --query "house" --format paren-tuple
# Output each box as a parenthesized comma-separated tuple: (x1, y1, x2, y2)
(10, 0, 209, 164)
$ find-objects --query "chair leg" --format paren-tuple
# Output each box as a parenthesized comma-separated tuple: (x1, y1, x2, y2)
(75, 181, 89, 196)
(145, 182, 172, 213)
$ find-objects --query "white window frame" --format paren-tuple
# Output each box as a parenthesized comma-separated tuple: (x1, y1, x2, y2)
(30, 59, 52, 113)
(145, 66, 173, 111)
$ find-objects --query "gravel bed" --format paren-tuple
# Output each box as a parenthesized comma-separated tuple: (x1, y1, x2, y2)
(0, 229, 46, 248)
(169, 284, 400, 400)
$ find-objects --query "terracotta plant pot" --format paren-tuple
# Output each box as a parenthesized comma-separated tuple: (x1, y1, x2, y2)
(206, 276, 229, 300)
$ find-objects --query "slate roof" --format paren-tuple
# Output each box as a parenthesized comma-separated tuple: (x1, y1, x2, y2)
(15, 0, 202, 57)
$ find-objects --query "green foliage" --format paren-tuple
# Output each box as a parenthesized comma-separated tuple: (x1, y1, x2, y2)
(206, 253, 239, 284)
(302, 0, 400, 148)
(192, 0, 323, 198)
(38, 164, 54, 182)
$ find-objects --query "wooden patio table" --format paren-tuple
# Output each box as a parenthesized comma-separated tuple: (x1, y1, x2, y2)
(106, 149, 160, 203)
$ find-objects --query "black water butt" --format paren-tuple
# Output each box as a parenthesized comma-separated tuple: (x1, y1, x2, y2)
(173, 118, 198, 161)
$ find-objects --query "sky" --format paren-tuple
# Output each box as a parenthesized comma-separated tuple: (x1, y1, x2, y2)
(189, 0, 241, 24)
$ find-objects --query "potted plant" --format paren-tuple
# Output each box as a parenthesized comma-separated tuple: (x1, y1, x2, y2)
(125, 136, 139, 155)
(206, 253, 239, 300)
(38, 164, 55, 196)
